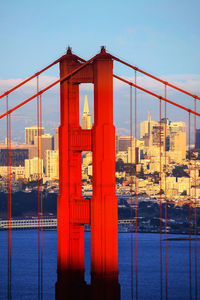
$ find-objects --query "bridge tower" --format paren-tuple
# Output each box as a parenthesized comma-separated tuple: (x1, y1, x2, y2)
(56, 47, 120, 300)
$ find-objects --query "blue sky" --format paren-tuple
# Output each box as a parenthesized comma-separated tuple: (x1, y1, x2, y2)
(1, 0, 200, 77)
(0, 0, 200, 141)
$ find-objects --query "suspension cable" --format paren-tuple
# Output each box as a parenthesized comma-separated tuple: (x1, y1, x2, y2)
(0, 58, 61, 100)
(113, 75, 200, 117)
(0, 50, 86, 100)
(0, 54, 98, 120)
(111, 55, 200, 101)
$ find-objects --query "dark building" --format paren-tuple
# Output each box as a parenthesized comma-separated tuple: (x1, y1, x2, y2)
(0, 149, 28, 166)
(196, 129, 200, 151)
(118, 136, 131, 152)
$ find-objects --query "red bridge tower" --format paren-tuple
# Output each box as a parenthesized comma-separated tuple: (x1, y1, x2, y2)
(56, 47, 120, 300)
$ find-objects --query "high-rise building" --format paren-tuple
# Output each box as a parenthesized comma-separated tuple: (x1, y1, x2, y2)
(170, 131, 186, 159)
(196, 129, 200, 151)
(45, 150, 59, 179)
(115, 134, 119, 154)
(170, 121, 186, 134)
(118, 136, 131, 152)
(25, 126, 44, 145)
(142, 115, 186, 155)
(140, 112, 158, 147)
(54, 128, 59, 150)
(25, 157, 43, 179)
(34, 134, 53, 171)
(127, 138, 144, 164)
(82, 95, 92, 129)
(151, 123, 170, 149)
(82, 152, 92, 168)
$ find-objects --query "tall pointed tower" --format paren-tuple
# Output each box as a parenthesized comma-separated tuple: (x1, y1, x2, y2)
(82, 94, 92, 129)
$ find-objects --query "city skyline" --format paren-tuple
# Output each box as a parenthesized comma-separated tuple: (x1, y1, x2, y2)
(1, 2, 200, 299)
(1, 1, 200, 145)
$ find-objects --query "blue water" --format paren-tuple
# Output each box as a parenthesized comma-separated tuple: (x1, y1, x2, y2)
(0, 231, 199, 300)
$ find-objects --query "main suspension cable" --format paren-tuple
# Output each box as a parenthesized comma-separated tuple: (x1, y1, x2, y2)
(0, 54, 98, 120)
(111, 55, 200, 102)
(0, 51, 86, 100)
(113, 75, 200, 117)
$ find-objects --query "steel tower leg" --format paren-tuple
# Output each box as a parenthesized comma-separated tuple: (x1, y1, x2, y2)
(91, 49, 120, 300)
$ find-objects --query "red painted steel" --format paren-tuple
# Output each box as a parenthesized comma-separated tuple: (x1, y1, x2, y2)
(3, 47, 199, 300)
(56, 47, 120, 300)
(188, 112, 192, 300)
(56, 48, 87, 300)
(69, 128, 91, 151)
(113, 75, 200, 117)
(130, 85, 134, 300)
(0, 55, 97, 120)
(36, 83, 43, 300)
(159, 98, 163, 300)
(134, 70, 138, 300)
(164, 86, 168, 300)
(0, 53, 86, 100)
(37, 76, 41, 300)
(7, 95, 12, 300)
(1, 68, 200, 122)
(0, 58, 60, 99)
(91, 47, 120, 300)
(194, 99, 198, 300)
(111, 55, 200, 101)
(40, 93, 43, 300)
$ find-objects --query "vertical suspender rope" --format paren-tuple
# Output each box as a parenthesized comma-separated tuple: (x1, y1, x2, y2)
(130, 84, 134, 300)
(159, 98, 163, 300)
(134, 70, 138, 300)
(188, 112, 192, 300)
(164, 85, 168, 300)
(37, 76, 41, 300)
(9, 107, 11, 300)
(7, 95, 12, 300)
(194, 98, 198, 300)
(39, 93, 43, 300)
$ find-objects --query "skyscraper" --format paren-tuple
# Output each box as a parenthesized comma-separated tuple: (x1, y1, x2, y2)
(54, 127, 59, 150)
(25, 126, 44, 145)
(82, 95, 92, 129)
(140, 112, 158, 147)
(196, 129, 200, 151)
(45, 150, 59, 179)
(24, 157, 43, 179)
(34, 134, 53, 171)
